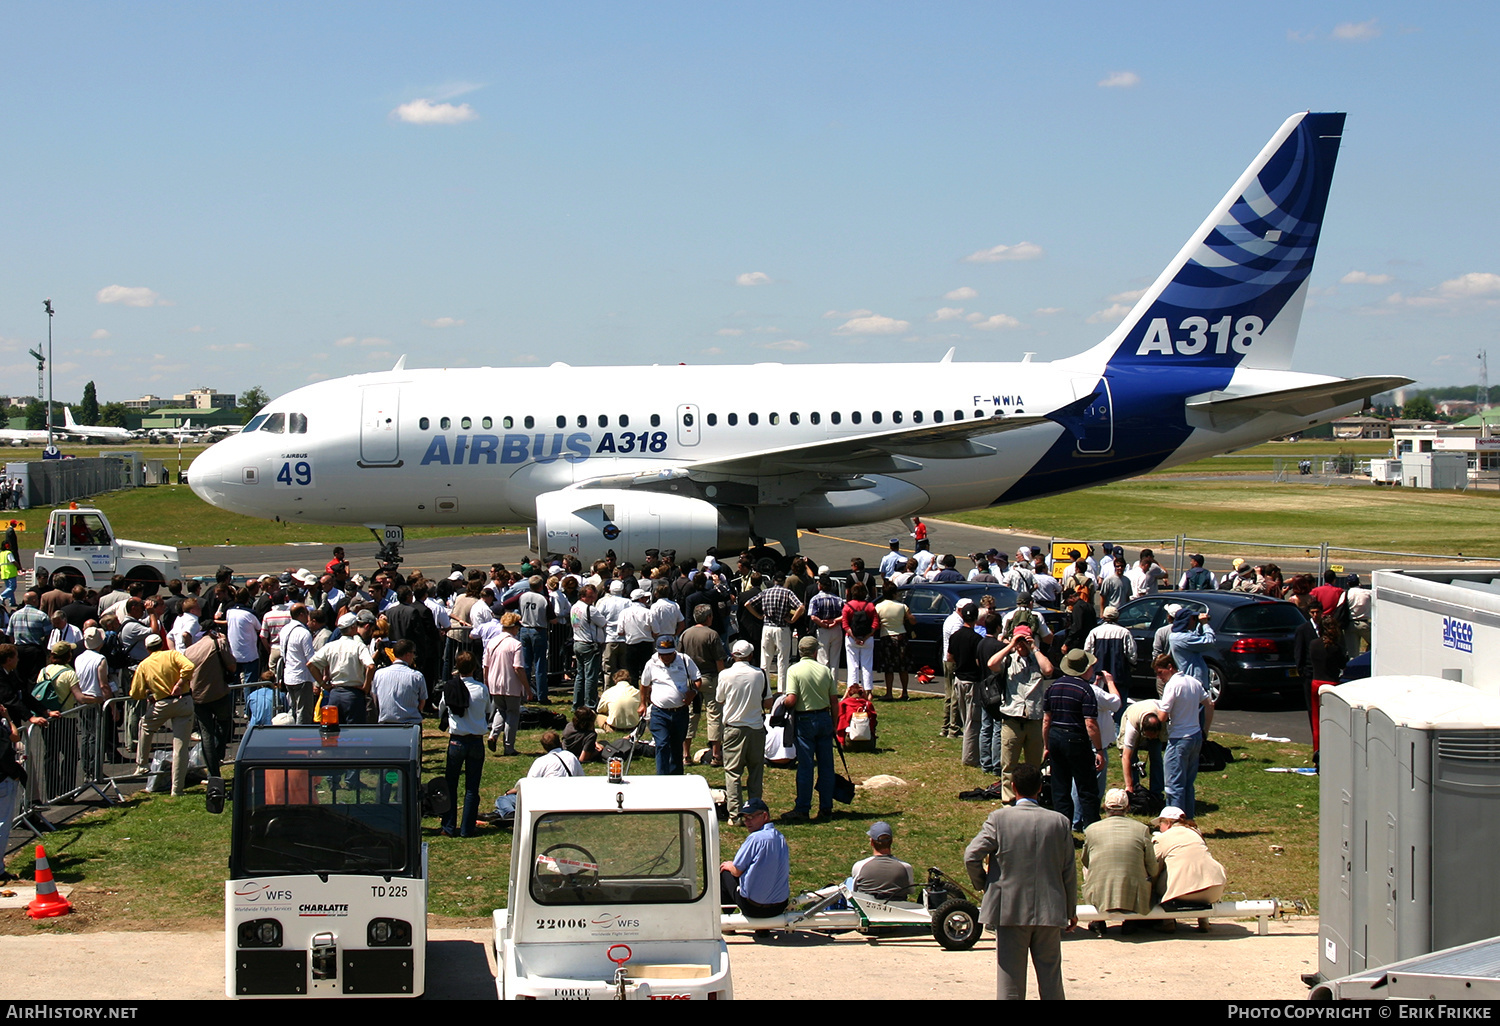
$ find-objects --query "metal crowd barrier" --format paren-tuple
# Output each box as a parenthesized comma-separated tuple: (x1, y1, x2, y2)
(10, 704, 121, 844)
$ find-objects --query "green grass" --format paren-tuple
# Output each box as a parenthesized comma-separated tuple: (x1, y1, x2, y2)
(12, 697, 1319, 930)
(1158, 440, 1395, 476)
(7, 484, 520, 552)
(946, 479, 1500, 558)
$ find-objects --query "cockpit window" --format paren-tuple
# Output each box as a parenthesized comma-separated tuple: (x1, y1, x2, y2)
(260, 413, 286, 434)
(289, 413, 307, 434)
(244, 414, 269, 433)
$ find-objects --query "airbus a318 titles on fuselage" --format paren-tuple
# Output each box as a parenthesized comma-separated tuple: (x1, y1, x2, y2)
(189, 112, 1409, 566)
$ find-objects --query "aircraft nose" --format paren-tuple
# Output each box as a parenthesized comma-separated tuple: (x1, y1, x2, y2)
(187, 447, 225, 505)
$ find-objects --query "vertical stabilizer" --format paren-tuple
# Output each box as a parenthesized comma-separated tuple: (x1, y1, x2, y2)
(1069, 111, 1345, 374)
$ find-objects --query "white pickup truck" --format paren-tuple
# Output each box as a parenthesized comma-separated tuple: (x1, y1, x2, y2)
(32, 505, 180, 594)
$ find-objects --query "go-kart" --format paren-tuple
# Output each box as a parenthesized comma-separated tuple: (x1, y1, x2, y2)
(721, 865, 983, 951)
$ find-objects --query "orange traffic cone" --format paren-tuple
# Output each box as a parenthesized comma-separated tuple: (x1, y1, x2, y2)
(26, 844, 72, 919)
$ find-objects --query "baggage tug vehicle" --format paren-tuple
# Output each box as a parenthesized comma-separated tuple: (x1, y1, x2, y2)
(219, 722, 428, 998)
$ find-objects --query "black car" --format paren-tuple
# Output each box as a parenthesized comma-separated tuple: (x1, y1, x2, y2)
(1113, 591, 1308, 701)
(895, 583, 1068, 669)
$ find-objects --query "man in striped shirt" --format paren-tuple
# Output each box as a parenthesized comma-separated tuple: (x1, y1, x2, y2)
(1041, 649, 1104, 831)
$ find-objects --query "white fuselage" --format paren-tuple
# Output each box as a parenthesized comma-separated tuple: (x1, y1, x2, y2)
(187, 358, 1358, 531)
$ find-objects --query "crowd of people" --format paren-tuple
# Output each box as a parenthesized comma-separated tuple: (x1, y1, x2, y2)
(0, 526, 1351, 972)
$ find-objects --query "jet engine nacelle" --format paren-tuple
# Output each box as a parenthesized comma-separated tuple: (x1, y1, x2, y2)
(533, 488, 750, 566)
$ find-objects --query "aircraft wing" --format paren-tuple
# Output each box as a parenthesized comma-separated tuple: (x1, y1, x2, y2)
(679, 411, 1054, 478)
(1185, 375, 1411, 431)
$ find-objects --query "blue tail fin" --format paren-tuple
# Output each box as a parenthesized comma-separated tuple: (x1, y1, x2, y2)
(1073, 111, 1345, 374)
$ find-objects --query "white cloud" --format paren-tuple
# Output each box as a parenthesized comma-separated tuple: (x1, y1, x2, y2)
(701, 346, 724, 356)
(392, 98, 478, 125)
(306, 372, 332, 383)
(1287, 28, 1317, 43)
(932, 307, 967, 322)
(1386, 272, 1500, 308)
(1098, 71, 1141, 89)
(736, 271, 771, 286)
(207, 343, 253, 352)
(715, 328, 745, 336)
(335, 335, 393, 347)
(90, 329, 110, 340)
(1109, 288, 1147, 304)
(833, 315, 909, 336)
(1332, 18, 1380, 41)
(1341, 270, 1393, 285)
(1034, 307, 1063, 315)
(515, 354, 539, 364)
(944, 286, 977, 300)
(758, 339, 809, 351)
(971, 314, 1022, 331)
(1087, 303, 1135, 324)
(824, 308, 872, 319)
(96, 284, 170, 307)
(963, 241, 1043, 263)
(423, 316, 465, 328)
(1434, 272, 1500, 298)
(186, 324, 206, 333)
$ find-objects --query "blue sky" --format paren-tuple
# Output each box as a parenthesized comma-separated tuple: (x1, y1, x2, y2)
(2, 2, 1495, 405)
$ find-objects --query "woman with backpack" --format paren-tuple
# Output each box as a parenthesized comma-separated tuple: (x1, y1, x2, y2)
(841, 582, 878, 693)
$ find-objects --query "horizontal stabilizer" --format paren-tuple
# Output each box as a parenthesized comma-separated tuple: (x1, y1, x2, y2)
(1185, 375, 1411, 430)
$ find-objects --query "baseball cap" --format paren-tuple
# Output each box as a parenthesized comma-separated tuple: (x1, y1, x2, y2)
(730, 639, 754, 658)
(51, 641, 75, 657)
(143, 635, 162, 650)
(866, 821, 894, 841)
(337, 612, 357, 629)
(655, 636, 677, 651)
(741, 798, 770, 816)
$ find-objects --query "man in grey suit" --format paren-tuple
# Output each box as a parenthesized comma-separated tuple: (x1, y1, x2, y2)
(964, 762, 1077, 1000)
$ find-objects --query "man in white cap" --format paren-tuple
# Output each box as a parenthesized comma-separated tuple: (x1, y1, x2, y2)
(1081, 788, 1159, 934)
(716, 639, 773, 824)
(596, 579, 632, 678)
(619, 588, 656, 680)
(308, 611, 376, 724)
(637, 635, 701, 776)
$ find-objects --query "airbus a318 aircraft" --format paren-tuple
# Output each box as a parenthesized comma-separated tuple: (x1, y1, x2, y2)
(60, 407, 134, 444)
(189, 112, 1409, 566)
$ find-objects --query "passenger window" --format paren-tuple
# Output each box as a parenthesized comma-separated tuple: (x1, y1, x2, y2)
(524, 416, 535, 429)
(728, 413, 738, 426)
(706, 413, 717, 427)
(683, 413, 695, 427)
(419, 417, 430, 431)
(440, 417, 452, 430)
(556, 416, 566, 429)
(810, 412, 820, 425)
(483, 416, 493, 429)
(461, 417, 472, 430)
(598, 415, 608, 428)
(872, 411, 883, 424)
(790, 412, 800, 425)
(619, 414, 630, 428)
(503, 416, 514, 429)
(650, 414, 661, 428)
(851, 412, 862, 425)
(831, 412, 841, 425)
(934, 411, 943, 423)
(289, 413, 307, 434)
(577, 415, 587, 428)
(953, 410, 964, 420)
(748, 413, 759, 426)
(913, 411, 923, 423)
(769, 413, 780, 426)
(892, 411, 902, 424)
